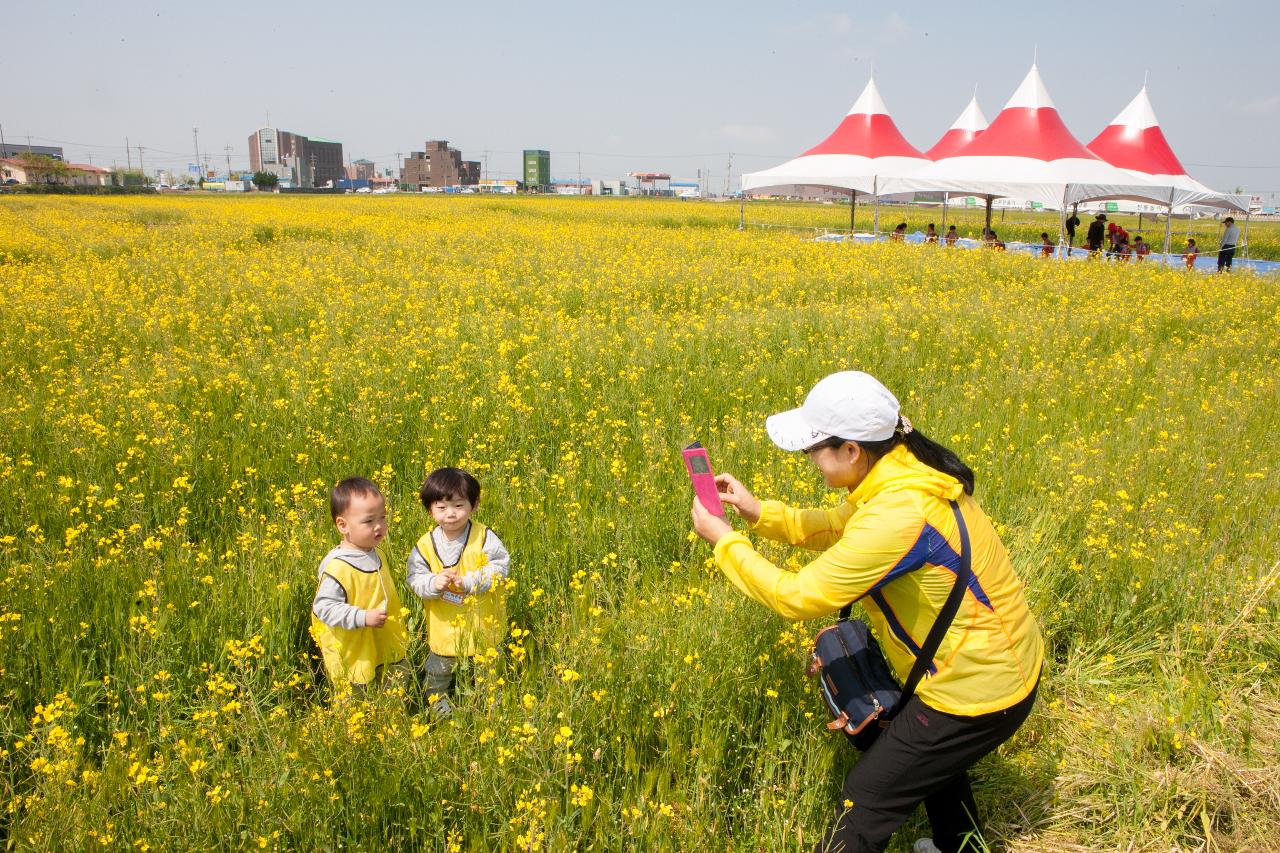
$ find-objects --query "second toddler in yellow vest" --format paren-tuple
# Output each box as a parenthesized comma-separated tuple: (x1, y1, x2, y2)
(407, 467, 510, 717)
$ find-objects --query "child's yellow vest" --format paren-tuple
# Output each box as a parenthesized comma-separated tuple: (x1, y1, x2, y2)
(309, 547, 408, 685)
(417, 522, 506, 657)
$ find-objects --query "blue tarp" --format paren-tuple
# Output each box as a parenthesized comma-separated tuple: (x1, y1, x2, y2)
(813, 231, 1280, 275)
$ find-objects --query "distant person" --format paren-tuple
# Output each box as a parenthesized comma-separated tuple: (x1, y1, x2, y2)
(1115, 236, 1131, 262)
(1106, 221, 1120, 258)
(311, 477, 409, 693)
(1086, 214, 1106, 256)
(1065, 206, 1081, 255)
(1218, 216, 1240, 272)
(1040, 232, 1054, 257)
(945, 225, 958, 246)
(1133, 235, 1150, 261)
(925, 223, 938, 244)
(891, 222, 908, 242)
(1183, 237, 1198, 269)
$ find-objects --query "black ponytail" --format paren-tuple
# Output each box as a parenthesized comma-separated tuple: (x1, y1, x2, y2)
(854, 419, 976, 495)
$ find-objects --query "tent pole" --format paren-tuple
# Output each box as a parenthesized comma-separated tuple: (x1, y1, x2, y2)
(872, 177, 880, 235)
(850, 189, 856, 233)
(984, 195, 993, 241)
(1243, 211, 1252, 261)
(941, 192, 949, 236)
(738, 193, 744, 230)
(1162, 188, 1174, 265)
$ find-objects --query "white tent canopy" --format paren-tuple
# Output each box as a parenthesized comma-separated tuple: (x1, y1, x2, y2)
(1086, 87, 1248, 213)
(742, 77, 931, 196)
(881, 65, 1176, 210)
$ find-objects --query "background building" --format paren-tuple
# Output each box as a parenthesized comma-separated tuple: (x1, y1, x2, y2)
(523, 149, 550, 191)
(401, 141, 479, 189)
(248, 127, 344, 188)
(0, 143, 63, 160)
(346, 159, 376, 181)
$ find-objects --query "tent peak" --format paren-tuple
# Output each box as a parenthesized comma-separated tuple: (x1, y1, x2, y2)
(846, 76, 889, 117)
(1109, 86, 1160, 131)
(1005, 64, 1056, 111)
(951, 96, 989, 132)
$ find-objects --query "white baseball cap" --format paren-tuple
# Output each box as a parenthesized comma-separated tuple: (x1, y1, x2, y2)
(765, 371, 901, 451)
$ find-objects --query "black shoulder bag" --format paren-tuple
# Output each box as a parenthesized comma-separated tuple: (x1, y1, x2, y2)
(807, 499, 973, 750)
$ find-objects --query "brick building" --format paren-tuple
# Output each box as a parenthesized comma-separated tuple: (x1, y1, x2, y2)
(401, 141, 480, 189)
(346, 158, 376, 181)
(248, 127, 344, 187)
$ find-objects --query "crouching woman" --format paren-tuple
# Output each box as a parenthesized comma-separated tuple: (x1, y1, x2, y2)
(690, 371, 1043, 853)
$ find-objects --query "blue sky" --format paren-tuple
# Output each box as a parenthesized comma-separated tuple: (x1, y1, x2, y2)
(6, 1, 1278, 198)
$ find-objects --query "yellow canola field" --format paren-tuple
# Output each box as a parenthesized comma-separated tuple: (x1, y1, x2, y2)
(0, 194, 1277, 851)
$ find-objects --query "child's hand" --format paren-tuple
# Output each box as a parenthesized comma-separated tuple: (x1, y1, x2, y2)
(365, 607, 387, 628)
(430, 572, 456, 594)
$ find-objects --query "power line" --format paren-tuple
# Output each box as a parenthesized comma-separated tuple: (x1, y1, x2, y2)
(1184, 162, 1280, 170)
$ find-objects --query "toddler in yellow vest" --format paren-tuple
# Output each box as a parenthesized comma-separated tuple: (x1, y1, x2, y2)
(310, 477, 408, 691)
(407, 467, 510, 717)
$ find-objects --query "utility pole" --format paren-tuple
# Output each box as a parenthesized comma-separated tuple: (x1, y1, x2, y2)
(192, 127, 200, 177)
(126, 137, 132, 171)
(0, 123, 6, 156)
(137, 145, 145, 176)
(309, 153, 317, 188)
(577, 150, 581, 191)
(224, 145, 233, 178)
(395, 151, 402, 185)
(483, 150, 489, 182)
(723, 152, 732, 198)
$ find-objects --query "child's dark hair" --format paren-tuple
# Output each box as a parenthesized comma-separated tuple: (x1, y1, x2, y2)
(330, 476, 382, 520)
(420, 467, 481, 508)
(810, 421, 975, 495)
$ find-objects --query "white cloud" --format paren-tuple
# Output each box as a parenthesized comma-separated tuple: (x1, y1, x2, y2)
(883, 11, 911, 42)
(720, 124, 779, 145)
(1238, 95, 1280, 116)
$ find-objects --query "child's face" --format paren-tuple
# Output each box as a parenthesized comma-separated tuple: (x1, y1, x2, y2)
(430, 494, 476, 537)
(336, 492, 387, 550)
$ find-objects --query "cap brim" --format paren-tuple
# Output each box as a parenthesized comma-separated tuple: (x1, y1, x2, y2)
(766, 407, 831, 452)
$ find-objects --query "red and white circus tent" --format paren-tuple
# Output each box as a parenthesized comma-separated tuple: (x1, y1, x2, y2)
(1086, 86, 1248, 213)
(741, 77, 931, 202)
(925, 96, 987, 160)
(882, 64, 1173, 213)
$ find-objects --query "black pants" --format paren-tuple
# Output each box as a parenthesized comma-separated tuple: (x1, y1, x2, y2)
(1218, 244, 1236, 271)
(818, 680, 1039, 853)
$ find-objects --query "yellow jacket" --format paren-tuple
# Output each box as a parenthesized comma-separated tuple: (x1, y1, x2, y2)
(309, 546, 408, 686)
(713, 444, 1043, 716)
(416, 522, 507, 658)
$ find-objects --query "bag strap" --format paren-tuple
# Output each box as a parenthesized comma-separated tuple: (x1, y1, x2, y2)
(835, 499, 973, 714)
(894, 499, 971, 715)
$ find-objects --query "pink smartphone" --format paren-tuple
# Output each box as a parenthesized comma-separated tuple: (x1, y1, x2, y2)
(683, 442, 725, 516)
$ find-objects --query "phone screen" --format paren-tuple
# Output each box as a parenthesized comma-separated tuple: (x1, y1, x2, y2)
(689, 454, 710, 474)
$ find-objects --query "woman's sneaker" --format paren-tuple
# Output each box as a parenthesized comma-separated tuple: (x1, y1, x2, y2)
(913, 840, 943, 853)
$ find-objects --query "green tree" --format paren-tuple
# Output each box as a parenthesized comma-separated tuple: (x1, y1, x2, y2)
(14, 153, 72, 184)
(252, 171, 279, 191)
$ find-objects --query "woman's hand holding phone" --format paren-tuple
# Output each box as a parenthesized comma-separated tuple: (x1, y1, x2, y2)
(713, 473, 761, 525)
